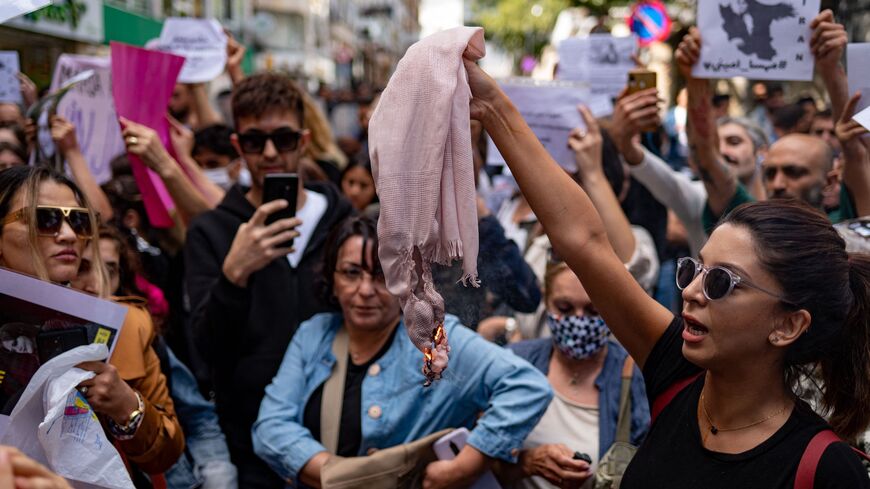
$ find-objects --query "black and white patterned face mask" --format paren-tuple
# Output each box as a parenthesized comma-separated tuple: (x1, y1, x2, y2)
(546, 312, 609, 360)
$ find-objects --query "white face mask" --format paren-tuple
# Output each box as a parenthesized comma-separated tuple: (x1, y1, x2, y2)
(237, 166, 252, 187)
(203, 167, 232, 189)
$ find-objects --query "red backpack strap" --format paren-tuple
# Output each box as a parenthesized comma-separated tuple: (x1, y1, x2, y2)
(650, 372, 703, 424)
(793, 430, 870, 489)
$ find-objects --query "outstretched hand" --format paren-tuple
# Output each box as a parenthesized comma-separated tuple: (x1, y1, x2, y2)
(836, 92, 869, 151)
(810, 10, 847, 74)
(675, 27, 701, 80)
(569, 105, 604, 181)
(463, 57, 502, 123)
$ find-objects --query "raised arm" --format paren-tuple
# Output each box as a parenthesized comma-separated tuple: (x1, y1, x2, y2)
(465, 59, 672, 368)
(676, 28, 738, 217)
(50, 115, 114, 221)
(836, 93, 870, 216)
(811, 10, 849, 122)
(570, 106, 636, 263)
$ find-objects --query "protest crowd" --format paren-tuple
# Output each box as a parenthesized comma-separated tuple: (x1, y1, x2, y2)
(1, 2, 870, 489)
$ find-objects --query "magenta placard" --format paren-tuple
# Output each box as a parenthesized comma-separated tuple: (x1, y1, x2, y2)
(110, 42, 185, 228)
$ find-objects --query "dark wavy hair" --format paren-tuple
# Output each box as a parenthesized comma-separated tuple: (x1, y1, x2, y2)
(719, 200, 870, 440)
(232, 72, 305, 128)
(318, 215, 381, 307)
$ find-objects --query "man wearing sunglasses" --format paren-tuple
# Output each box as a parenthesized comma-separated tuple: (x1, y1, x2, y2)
(184, 73, 353, 489)
(675, 14, 870, 236)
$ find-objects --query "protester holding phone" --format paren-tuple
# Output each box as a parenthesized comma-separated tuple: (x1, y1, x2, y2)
(463, 37, 870, 488)
(185, 72, 354, 488)
(0, 166, 185, 477)
(252, 215, 551, 489)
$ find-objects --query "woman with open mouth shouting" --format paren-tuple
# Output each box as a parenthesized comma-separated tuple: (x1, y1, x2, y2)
(463, 50, 870, 489)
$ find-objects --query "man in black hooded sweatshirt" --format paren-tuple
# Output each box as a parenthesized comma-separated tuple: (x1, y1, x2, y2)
(185, 73, 354, 489)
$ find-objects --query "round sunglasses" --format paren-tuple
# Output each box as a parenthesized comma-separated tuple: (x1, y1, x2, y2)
(2, 205, 93, 239)
(675, 257, 793, 304)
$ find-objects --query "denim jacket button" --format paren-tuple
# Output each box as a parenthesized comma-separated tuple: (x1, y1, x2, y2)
(368, 363, 381, 377)
(368, 405, 382, 419)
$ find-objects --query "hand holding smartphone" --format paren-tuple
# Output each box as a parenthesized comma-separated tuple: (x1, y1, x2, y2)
(262, 173, 299, 249)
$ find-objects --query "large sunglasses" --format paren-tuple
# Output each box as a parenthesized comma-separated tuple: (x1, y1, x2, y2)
(675, 257, 792, 304)
(2, 205, 93, 239)
(237, 128, 303, 154)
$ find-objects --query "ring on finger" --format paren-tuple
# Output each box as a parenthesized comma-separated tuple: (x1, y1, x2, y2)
(125, 136, 139, 146)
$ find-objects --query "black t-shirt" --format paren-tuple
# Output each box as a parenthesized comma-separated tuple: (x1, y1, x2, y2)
(303, 325, 399, 457)
(621, 318, 869, 489)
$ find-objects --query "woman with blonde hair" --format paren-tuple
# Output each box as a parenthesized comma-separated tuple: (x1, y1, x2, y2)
(302, 92, 348, 185)
(0, 166, 184, 484)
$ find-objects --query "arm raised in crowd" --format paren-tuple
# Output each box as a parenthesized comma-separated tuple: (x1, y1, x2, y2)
(167, 116, 226, 207)
(464, 58, 672, 368)
(50, 115, 114, 222)
(836, 93, 870, 216)
(677, 28, 738, 217)
(570, 106, 635, 263)
(225, 30, 246, 87)
(120, 117, 212, 226)
(812, 10, 849, 123)
(188, 84, 224, 129)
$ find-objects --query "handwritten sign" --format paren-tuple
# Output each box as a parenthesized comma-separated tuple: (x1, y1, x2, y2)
(486, 80, 613, 171)
(0, 52, 21, 104)
(156, 18, 227, 84)
(558, 35, 637, 97)
(50, 55, 126, 185)
(847, 43, 870, 117)
(111, 42, 184, 228)
(694, 0, 821, 81)
(0, 0, 50, 25)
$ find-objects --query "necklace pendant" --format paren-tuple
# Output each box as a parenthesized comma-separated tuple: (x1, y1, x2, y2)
(710, 426, 719, 435)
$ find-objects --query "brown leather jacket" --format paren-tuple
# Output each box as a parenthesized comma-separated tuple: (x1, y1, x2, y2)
(109, 300, 185, 474)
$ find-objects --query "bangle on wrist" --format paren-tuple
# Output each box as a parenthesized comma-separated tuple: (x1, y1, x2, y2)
(109, 391, 144, 440)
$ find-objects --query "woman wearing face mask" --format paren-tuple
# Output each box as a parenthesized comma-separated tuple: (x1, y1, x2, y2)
(464, 16, 870, 488)
(507, 261, 649, 488)
(0, 166, 184, 481)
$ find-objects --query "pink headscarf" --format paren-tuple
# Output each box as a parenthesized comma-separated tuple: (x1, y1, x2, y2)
(370, 26, 485, 384)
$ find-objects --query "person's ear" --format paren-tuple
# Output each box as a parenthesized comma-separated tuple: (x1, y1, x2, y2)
(769, 308, 811, 347)
(230, 133, 243, 158)
(298, 129, 311, 154)
(122, 209, 140, 232)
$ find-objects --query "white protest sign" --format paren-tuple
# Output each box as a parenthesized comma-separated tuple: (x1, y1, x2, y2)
(847, 43, 870, 117)
(558, 35, 637, 96)
(157, 18, 227, 84)
(486, 80, 614, 171)
(0, 52, 21, 104)
(693, 0, 820, 81)
(853, 106, 870, 132)
(0, 0, 50, 25)
(50, 55, 125, 184)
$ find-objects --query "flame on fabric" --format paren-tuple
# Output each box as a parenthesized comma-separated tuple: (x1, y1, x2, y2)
(422, 323, 446, 387)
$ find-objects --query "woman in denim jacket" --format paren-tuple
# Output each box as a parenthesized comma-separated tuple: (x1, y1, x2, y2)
(508, 261, 649, 488)
(252, 216, 552, 489)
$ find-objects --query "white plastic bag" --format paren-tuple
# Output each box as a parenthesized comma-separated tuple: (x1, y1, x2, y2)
(0, 344, 134, 489)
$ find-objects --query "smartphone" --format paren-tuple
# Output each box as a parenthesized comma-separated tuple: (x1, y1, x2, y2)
(36, 327, 88, 364)
(627, 70, 657, 95)
(262, 173, 299, 248)
(433, 429, 502, 489)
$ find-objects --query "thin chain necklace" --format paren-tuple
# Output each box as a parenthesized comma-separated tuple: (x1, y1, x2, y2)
(699, 390, 789, 443)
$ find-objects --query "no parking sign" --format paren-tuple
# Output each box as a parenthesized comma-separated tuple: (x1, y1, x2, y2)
(628, 1, 672, 46)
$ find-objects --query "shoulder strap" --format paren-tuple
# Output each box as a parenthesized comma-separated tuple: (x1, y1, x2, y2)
(794, 429, 870, 489)
(614, 356, 635, 444)
(650, 372, 703, 424)
(321, 327, 349, 455)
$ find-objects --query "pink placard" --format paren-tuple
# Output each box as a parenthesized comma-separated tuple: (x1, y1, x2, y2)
(110, 42, 185, 228)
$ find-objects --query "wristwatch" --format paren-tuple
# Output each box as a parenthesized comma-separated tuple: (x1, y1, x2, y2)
(109, 391, 144, 440)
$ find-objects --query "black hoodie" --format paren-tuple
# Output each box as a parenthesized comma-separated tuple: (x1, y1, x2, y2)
(185, 182, 353, 488)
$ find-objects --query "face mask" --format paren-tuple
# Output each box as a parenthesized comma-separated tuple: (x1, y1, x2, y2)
(237, 166, 252, 187)
(203, 167, 232, 190)
(546, 313, 609, 360)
